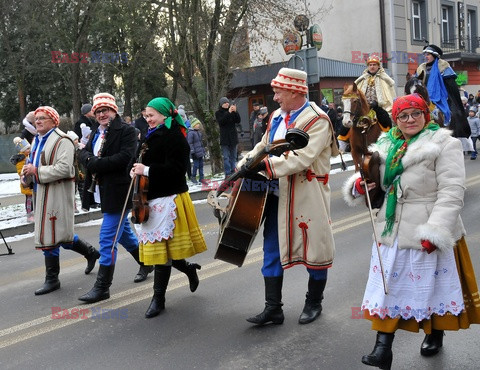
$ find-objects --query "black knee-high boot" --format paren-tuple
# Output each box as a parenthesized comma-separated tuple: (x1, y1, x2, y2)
(145, 265, 172, 318)
(129, 248, 153, 283)
(298, 277, 326, 324)
(35, 256, 61, 295)
(246, 276, 284, 325)
(420, 329, 444, 356)
(361, 331, 394, 369)
(70, 237, 100, 274)
(171, 259, 201, 292)
(78, 264, 115, 303)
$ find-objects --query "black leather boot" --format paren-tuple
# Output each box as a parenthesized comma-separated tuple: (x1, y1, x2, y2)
(70, 237, 100, 274)
(420, 329, 444, 356)
(35, 256, 61, 295)
(145, 265, 172, 318)
(78, 264, 115, 303)
(298, 277, 326, 324)
(129, 248, 154, 283)
(172, 259, 201, 292)
(361, 331, 394, 370)
(246, 276, 284, 325)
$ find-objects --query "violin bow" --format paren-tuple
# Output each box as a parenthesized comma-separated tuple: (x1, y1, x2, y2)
(110, 143, 147, 254)
(360, 154, 388, 295)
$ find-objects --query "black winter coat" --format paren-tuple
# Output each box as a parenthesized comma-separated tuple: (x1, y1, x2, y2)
(78, 115, 136, 213)
(139, 123, 190, 200)
(215, 107, 241, 146)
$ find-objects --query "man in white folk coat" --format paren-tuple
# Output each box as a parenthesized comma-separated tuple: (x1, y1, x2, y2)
(237, 68, 338, 326)
(22, 106, 99, 295)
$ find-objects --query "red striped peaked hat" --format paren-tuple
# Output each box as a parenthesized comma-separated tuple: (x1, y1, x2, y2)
(92, 92, 118, 113)
(34, 106, 60, 126)
(271, 68, 308, 95)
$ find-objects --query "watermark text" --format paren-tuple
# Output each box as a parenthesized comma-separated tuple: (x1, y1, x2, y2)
(51, 306, 129, 320)
(51, 51, 129, 64)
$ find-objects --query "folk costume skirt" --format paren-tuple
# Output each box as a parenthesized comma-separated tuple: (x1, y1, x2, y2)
(135, 192, 207, 265)
(362, 237, 480, 334)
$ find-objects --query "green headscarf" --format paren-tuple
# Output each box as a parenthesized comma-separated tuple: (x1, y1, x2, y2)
(146, 97, 187, 135)
(381, 122, 439, 237)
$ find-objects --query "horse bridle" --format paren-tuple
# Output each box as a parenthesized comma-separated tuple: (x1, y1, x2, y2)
(342, 93, 378, 133)
(342, 94, 362, 125)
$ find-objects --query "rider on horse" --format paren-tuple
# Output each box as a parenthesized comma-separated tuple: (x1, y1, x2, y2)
(355, 54, 396, 114)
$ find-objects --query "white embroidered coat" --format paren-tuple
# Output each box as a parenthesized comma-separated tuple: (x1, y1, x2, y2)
(33, 128, 76, 249)
(238, 102, 338, 269)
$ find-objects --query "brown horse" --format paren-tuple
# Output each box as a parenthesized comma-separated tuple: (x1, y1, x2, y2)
(342, 83, 389, 171)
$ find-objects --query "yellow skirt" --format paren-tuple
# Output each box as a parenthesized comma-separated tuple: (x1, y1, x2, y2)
(139, 192, 207, 265)
(365, 237, 480, 334)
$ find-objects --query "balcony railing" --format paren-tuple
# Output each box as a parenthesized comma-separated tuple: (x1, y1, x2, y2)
(441, 36, 480, 54)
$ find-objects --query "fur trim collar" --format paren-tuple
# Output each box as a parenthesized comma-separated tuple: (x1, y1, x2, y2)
(369, 128, 453, 169)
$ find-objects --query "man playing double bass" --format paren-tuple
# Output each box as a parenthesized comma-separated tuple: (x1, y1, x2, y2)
(77, 93, 153, 303)
(237, 67, 338, 326)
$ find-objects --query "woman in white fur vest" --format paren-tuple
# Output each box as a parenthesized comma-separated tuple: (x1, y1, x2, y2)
(343, 94, 480, 369)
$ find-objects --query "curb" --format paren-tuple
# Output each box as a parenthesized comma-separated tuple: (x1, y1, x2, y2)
(1, 189, 212, 239)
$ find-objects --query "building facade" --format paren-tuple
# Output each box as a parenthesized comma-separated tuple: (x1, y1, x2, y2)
(249, 0, 479, 94)
(227, 0, 479, 147)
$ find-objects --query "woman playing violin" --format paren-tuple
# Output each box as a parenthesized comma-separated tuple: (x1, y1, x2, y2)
(130, 97, 207, 318)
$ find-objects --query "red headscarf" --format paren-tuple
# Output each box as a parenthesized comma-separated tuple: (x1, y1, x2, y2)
(392, 94, 430, 123)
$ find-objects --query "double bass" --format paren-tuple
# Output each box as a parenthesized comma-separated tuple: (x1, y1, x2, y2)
(207, 128, 309, 267)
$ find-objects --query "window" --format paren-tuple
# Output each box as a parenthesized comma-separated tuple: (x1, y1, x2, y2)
(442, 7, 450, 43)
(410, 1, 427, 44)
(467, 8, 478, 51)
(412, 2, 422, 40)
(441, 4, 455, 46)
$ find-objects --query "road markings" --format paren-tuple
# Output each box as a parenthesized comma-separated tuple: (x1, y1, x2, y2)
(0, 212, 370, 349)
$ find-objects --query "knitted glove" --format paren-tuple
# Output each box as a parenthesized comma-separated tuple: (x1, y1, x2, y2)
(80, 123, 92, 145)
(421, 240, 437, 254)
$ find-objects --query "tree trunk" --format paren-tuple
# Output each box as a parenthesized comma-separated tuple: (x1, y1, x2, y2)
(70, 63, 81, 124)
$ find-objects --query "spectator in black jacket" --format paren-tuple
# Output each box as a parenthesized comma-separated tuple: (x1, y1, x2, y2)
(73, 104, 97, 140)
(215, 97, 241, 177)
(134, 108, 149, 142)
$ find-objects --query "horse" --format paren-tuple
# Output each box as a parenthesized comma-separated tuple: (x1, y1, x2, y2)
(404, 74, 444, 126)
(341, 83, 390, 171)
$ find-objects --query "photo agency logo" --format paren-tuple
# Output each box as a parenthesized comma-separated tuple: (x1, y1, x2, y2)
(201, 179, 279, 193)
(351, 51, 427, 64)
(51, 51, 129, 64)
(51, 306, 129, 320)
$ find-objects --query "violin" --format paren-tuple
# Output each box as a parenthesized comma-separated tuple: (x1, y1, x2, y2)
(131, 144, 149, 224)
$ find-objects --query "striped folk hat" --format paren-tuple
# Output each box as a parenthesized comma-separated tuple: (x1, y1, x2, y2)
(34, 106, 60, 126)
(92, 93, 118, 113)
(271, 68, 308, 95)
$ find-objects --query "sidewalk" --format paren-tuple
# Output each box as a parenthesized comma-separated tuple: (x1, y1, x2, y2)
(0, 153, 353, 238)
